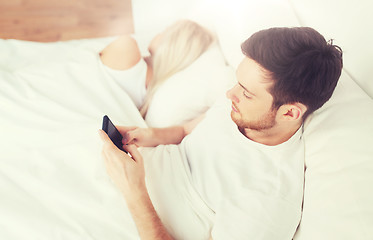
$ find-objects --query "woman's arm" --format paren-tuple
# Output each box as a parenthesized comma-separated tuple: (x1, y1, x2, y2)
(99, 35, 141, 70)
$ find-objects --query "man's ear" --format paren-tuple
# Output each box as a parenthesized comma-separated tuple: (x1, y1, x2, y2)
(279, 103, 307, 121)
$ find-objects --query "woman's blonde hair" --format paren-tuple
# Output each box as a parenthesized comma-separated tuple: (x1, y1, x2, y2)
(140, 20, 215, 117)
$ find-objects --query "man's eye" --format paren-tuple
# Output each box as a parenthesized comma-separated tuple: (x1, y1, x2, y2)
(243, 91, 252, 99)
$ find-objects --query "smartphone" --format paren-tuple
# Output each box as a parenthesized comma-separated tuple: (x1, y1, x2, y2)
(102, 115, 127, 153)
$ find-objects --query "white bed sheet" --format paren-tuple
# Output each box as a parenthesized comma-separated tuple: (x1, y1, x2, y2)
(0, 38, 147, 239)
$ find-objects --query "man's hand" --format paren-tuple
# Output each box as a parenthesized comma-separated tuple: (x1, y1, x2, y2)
(117, 125, 186, 147)
(99, 129, 146, 201)
(117, 126, 159, 147)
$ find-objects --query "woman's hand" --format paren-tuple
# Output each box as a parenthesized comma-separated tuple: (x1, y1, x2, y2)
(99, 129, 146, 201)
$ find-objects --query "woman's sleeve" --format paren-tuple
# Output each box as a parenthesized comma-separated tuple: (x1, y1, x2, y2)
(100, 58, 147, 109)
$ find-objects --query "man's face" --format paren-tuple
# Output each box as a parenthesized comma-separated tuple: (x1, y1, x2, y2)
(226, 57, 277, 131)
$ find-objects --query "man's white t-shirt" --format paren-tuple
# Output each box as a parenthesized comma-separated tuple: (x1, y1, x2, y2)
(142, 97, 305, 240)
(181, 97, 305, 239)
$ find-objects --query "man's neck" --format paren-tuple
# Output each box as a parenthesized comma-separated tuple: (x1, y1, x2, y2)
(240, 123, 302, 146)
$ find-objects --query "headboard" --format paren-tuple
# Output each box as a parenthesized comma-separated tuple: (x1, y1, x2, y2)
(0, 0, 134, 42)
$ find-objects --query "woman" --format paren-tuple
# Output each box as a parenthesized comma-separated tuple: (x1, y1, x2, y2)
(99, 20, 216, 123)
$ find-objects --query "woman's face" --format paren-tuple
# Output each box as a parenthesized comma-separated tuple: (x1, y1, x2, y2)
(148, 32, 164, 55)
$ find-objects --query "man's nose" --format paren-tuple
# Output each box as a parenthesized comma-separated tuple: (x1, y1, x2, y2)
(226, 86, 239, 103)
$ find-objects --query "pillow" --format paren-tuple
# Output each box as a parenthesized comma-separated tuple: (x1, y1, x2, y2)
(144, 42, 235, 127)
(293, 71, 373, 240)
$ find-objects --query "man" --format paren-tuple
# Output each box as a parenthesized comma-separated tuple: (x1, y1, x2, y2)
(99, 27, 343, 240)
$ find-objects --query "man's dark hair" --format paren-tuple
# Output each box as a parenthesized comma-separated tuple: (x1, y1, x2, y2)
(241, 27, 343, 120)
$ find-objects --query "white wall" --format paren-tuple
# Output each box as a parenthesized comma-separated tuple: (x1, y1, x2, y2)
(132, 0, 373, 97)
(131, 0, 204, 53)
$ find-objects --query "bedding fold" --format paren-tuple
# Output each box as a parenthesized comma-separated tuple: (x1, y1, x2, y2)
(0, 39, 145, 240)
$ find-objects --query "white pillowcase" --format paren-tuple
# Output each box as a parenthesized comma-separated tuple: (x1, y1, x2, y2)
(145, 43, 235, 127)
(293, 71, 373, 240)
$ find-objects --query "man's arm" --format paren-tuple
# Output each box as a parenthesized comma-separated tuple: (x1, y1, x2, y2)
(99, 114, 205, 239)
(126, 189, 174, 240)
(119, 113, 205, 147)
(99, 130, 174, 240)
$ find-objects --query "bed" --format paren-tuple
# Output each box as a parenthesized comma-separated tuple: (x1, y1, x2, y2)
(1, 0, 373, 239)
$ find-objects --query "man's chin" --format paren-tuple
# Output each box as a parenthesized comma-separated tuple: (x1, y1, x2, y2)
(230, 111, 242, 126)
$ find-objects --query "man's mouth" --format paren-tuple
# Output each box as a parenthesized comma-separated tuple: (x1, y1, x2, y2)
(231, 103, 239, 113)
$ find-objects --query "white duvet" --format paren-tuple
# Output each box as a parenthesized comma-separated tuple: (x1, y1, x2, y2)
(0, 38, 148, 239)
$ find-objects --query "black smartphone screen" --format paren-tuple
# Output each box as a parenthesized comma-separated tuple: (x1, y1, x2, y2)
(102, 115, 127, 153)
